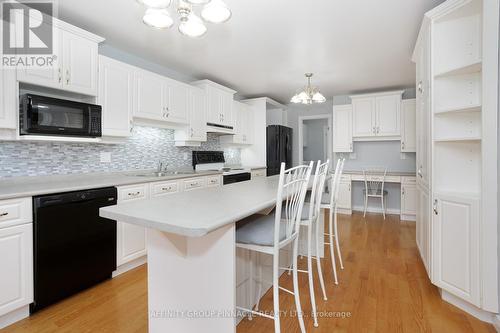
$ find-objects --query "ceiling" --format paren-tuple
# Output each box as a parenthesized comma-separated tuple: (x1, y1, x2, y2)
(57, 0, 445, 103)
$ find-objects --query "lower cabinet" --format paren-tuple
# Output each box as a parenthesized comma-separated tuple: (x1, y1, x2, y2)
(400, 177, 417, 220)
(416, 184, 431, 276)
(336, 176, 352, 214)
(251, 168, 266, 179)
(0, 223, 33, 317)
(432, 193, 480, 306)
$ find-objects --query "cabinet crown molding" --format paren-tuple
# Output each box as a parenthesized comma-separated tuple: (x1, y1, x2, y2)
(191, 80, 236, 95)
(349, 90, 404, 99)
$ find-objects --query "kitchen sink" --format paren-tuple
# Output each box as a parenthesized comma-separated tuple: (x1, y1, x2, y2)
(131, 171, 195, 177)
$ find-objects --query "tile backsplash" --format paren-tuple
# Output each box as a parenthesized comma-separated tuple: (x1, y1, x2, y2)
(0, 126, 240, 178)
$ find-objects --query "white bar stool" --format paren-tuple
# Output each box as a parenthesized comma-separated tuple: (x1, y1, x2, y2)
(362, 167, 388, 219)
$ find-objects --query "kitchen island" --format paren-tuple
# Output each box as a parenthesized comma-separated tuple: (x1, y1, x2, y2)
(101, 176, 320, 333)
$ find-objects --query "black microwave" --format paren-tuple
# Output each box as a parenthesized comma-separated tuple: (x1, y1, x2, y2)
(20, 94, 102, 138)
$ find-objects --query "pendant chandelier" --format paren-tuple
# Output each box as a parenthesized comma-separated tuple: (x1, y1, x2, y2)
(137, 0, 231, 38)
(290, 73, 326, 104)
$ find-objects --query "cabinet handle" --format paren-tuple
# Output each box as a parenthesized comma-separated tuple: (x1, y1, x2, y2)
(372, 126, 376, 134)
(130, 120, 134, 133)
(402, 187, 405, 195)
(190, 128, 194, 137)
(210, 179, 217, 184)
(162, 187, 172, 191)
(401, 142, 405, 150)
(0, 212, 8, 217)
(349, 142, 353, 151)
(128, 191, 141, 197)
(433, 199, 438, 215)
(377, 126, 380, 134)
(58, 68, 62, 83)
(418, 81, 423, 94)
(66, 69, 70, 84)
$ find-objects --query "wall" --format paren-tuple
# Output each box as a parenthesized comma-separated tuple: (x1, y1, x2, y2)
(0, 127, 240, 178)
(286, 88, 416, 213)
(302, 118, 327, 162)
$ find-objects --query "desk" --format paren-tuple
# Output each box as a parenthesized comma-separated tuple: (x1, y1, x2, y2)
(334, 170, 417, 220)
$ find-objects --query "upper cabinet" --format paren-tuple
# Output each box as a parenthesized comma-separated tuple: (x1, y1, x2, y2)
(16, 18, 103, 96)
(133, 69, 189, 126)
(192, 80, 236, 133)
(401, 99, 417, 152)
(98, 56, 134, 137)
(333, 104, 353, 152)
(174, 86, 208, 146)
(220, 101, 253, 145)
(351, 91, 403, 138)
(0, 69, 17, 130)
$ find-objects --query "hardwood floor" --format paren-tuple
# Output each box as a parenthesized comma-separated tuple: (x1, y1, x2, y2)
(1, 212, 495, 333)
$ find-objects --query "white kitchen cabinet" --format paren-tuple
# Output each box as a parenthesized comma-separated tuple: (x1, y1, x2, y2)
(401, 99, 417, 152)
(220, 101, 253, 145)
(336, 177, 352, 215)
(175, 86, 207, 146)
(150, 180, 179, 198)
(0, 224, 33, 317)
(400, 177, 417, 221)
(192, 80, 236, 132)
(251, 168, 266, 179)
(351, 91, 403, 138)
(181, 177, 207, 191)
(333, 104, 353, 152)
(116, 184, 149, 266)
(98, 56, 133, 137)
(16, 19, 103, 96)
(432, 193, 480, 306)
(134, 69, 188, 126)
(206, 175, 222, 187)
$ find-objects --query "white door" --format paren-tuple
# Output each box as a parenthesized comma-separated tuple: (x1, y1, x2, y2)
(98, 56, 133, 137)
(352, 98, 375, 137)
(333, 105, 353, 152)
(221, 92, 233, 127)
(62, 30, 98, 96)
(166, 80, 188, 124)
(375, 94, 400, 136)
(432, 193, 480, 306)
(401, 183, 417, 217)
(0, 69, 17, 129)
(240, 103, 252, 144)
(17, 24, 63, 90)
(0, 224, 33, 316)
(189, 87, 207, 141)
(134, 70, 164, 120)
(401, 99, 417, 152)
(207, 88, 222, 125)
(336, 181, 352, 210)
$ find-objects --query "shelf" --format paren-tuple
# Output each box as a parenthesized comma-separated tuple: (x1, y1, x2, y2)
(434, 137, 481, 142)
(434, 61, 482, 78)
(434, 104, 481, 115)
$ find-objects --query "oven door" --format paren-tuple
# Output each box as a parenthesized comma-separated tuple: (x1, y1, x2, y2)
(223, 172, 251, 185)
(21, 94, 92, 137)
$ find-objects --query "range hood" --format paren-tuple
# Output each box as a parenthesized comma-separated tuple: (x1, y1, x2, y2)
(206, 122, 234, 135)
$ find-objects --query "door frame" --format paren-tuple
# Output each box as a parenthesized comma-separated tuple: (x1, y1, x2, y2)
(298, 114, 333, 167)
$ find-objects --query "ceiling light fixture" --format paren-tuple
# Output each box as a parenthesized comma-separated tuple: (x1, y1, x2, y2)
(137, 0, 231, 37)
(290, 73, 326, 105)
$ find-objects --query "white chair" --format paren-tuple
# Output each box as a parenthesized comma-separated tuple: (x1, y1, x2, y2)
(235, 162, 313, 333)
(285, 160, 329, 328)
(321, 158, 345, 285)
(362, 167, 388, 219)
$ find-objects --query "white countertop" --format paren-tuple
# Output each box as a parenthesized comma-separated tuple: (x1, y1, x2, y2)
(100, 176, 281, 237)
(342, 170, 416, 177)
(0, 169, 221, 200)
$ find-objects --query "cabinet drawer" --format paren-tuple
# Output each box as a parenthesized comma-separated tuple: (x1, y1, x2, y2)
(340, 175, 351, 182)
(182, 177, 207, 191)
(0, 198, 32, 229)
(118, 184, 149, 202)
(251, 169, 266, 178)
(151, 181, 179, 197)
(206, 176, 221, 187)
(402, 176, 417, 185)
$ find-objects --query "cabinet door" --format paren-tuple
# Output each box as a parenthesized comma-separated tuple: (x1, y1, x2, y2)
(166, 80, 188, 124)
(17, 25, 63, 89)
(221, 92, 233, 127)
(241, 103, 253, 144)
(416, 185, 431, 276)
(375, 94, 400, 136)
(62, 30, 98, 96)
(98, 56, 133, 137)
(0, 68, 17, 129)
(401, 183, 417, 217)
(134, 70, 164, 120)
(352, 98, 375, 137)
(401, 99, 416, 152)
(190, 87, 207, 141)
(336, 181, 352, 210)
(0, 224, 33, 316)
(432, 194, 480, 306)
(207, 88, 222, 124)
(333, 105, 353, 152)
(117, 185, 149, 266)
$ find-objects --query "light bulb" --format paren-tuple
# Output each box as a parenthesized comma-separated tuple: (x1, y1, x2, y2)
(179, 13, 207, 37)
(143, 8, 173, 29)
(201, 0, 231, 23)
(185, 0, 211, 4)
(137, 0, 171, 9)
(290, 94, 300, 104)
(312, 92, 326, 103)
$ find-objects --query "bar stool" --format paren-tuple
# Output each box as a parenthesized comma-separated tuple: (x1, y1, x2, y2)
(235, 162, 313, 333)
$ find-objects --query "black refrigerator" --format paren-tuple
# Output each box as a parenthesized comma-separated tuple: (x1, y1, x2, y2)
(266, 125, 293, 176)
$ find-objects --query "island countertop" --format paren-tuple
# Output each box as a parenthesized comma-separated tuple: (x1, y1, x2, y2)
(100, 176, 281, 237)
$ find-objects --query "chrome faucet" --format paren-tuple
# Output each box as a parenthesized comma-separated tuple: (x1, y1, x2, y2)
(157, 160, 168, 174)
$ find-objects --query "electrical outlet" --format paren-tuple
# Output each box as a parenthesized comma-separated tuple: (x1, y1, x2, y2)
(100, 152, 111, 163)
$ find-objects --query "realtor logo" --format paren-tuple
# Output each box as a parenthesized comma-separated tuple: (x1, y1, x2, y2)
(2, 1, 56, 68)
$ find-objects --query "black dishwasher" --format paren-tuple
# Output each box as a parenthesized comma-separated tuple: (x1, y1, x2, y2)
(31, 187, 117, 313)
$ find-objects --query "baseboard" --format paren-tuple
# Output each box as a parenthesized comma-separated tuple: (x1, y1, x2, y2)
(493, 314, 500, 332)
(400, 214, 416, 221)
(337, 208, 352, 215)
(0, 305, 29, 330)
(352, 205, 400, 216)
(112, 255, 147, 278)
(441, 290, 496, 324)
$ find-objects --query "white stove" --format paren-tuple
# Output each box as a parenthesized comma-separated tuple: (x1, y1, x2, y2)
(192, 151, 251, 184)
